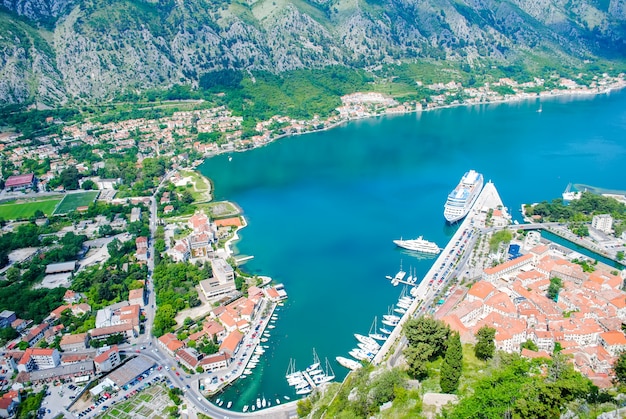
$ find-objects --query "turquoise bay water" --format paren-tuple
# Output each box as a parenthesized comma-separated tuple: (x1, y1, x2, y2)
(197, 90, 626, 409)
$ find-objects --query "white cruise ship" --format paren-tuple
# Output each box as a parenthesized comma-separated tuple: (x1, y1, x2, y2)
(443, 170, 484, 223)
(393, 236, 441, 254)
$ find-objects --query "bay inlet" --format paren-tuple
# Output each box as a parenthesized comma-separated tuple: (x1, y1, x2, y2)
(197, 89, 626, 410)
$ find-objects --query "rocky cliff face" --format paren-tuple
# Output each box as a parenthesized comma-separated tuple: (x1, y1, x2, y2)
(1, 0, 625, 106)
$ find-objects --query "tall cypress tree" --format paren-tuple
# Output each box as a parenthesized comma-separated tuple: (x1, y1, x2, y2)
(440, 331, 463, 393)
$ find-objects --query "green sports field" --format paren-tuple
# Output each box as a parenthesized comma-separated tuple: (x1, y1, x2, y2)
(0, 197, 62, 220)
(53, 191, 99, 215)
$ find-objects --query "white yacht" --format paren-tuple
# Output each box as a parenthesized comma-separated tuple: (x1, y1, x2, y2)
(393, 236, 441, 254)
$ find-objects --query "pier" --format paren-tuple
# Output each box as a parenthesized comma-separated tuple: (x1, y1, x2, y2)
(372, 181, 505, 365)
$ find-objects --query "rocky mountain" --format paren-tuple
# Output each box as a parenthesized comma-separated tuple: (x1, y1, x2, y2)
(1, 0, 625, 106)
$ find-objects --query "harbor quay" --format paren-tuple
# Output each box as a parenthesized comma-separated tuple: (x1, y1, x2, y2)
(201, 296, 278, 396)
(372, 181, 507, 365)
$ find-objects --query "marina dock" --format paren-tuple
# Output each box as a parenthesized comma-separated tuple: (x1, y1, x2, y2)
(372, 181, 505, 365)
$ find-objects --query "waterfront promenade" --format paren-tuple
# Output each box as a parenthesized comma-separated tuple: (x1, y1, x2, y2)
(372, 181, 504, 365)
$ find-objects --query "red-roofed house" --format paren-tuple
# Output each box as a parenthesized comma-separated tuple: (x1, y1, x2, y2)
(17, 348, 60, 372)
(466, 281, 496, 303)
(23, 323, 50, 346)
(608, 295, 626, 320)
(483, 254, 534, 281)
(59, 333, 89, 351)
(483, 291, 516, 318)
(203, 321, 226, 342)
(220, 330, 244, 357)
(158, 333, 184, 356)
(135, 236, 148, 249)
(5, 173, 34, 191)
(0, 397, 18, 418)
(94, 345, 120, 373)
(599, 331, 626, 356)
(128, 289, 144, 307)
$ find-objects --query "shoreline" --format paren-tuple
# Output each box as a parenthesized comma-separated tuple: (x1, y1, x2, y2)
(206, 77, 626, 160)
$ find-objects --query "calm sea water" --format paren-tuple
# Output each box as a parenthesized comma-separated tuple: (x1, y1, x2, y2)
(197, 89, 626, 410)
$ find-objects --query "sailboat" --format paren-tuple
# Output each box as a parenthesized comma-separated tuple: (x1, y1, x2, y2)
(537, 104, 542, 113)
(368, 317, 387, 341)
(313, 357, 336, 385)
(306, 348, 323, 375)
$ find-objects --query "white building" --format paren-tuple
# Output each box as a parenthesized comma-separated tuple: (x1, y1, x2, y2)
(592, 214, 613, 233)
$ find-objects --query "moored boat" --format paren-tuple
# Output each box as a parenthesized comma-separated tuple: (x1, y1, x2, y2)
(336, 356, 363, 370)
(393, 236, 441, 254)
(444, 169, 484, 223)
(354, 333, 379, 349)
(380, 327, 393, 335)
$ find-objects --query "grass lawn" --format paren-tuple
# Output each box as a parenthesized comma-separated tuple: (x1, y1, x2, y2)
(53, 191, 99, 215)
(0, 196, 62, 220)
(177, 170, 212, 203)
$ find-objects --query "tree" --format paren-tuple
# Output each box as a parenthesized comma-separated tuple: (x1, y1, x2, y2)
(547, 276, 562, 301)
(59, 167, 80, 190)
(615, 352, 626, 384)
(440, 331, 463, 393)
(474, 326, 496, 360)
(82, 179, 96, 190)
(403, 316, 450, 360)
(520, 339, 539, 352)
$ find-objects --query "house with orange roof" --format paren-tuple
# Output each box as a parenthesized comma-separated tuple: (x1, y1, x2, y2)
(516, 269, 547, 287)
(0, 397, 18, 418)
(599, 330, 626, 356)
(158, 333, 185, 356)
(170, 239, 190, 262)
(59, 333, 89, 351)
(128, 289, 144, 307)
(476, 312, 527, 351)
(63, 290, 84, 304)
(189, 211, 210, 232)
(483, 291, 516, 318)
(528, 244, 550, 258)
(451, 300, 483, 326)
(520, 348, 551, 359)
(188, 330, 207, 342)
(609, 295, 626, 320)
(203, 320, 226, 342)
(61, 353, 90, 365)
(482, 253, 534, 282)
(93, 345, 120, 373)
(466, 281, 496, 303)
(494, 330, 514, 352)
(17, 348, 60, 373)
(440, 314, 474, 343)
(219, 330, 244, 357)
(553, 318, 603, 347)
(135, 236, 148, 249)
(218, 311, 238, 333)
(22, 323, 50, 346)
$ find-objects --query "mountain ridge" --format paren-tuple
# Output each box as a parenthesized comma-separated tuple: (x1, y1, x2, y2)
(1, 0, 625, 107)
